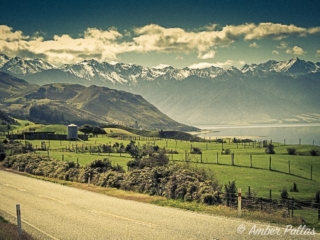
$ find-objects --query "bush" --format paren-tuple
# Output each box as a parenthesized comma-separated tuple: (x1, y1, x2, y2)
(281, 187, 289, 200)
(287, 148, 296, 155)
(290, 182, 299, 192)
(224, 180, 237, 206)
(191, 147, 202, 154)
(265, 143, 276, 154)
(224, 149, 231, 155)
(0, 152, 6, 161)
(310, 149, 319, 156)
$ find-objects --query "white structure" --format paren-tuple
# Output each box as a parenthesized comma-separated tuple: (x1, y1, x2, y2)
(67, 124, 78, 140)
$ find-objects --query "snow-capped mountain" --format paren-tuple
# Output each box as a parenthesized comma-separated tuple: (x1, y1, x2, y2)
(240, 57, 320, 77)
(1, 54, 319, 86)
(0, 54, 10, 68)
(0, 55, 55, 76)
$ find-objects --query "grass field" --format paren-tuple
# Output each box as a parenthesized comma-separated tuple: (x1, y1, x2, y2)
(20, 134, 320, 202)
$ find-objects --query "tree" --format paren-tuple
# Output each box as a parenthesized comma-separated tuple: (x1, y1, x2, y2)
(79, 124, 93, 135)
(224, 180, 237, 206)
(287, 148, 296, 155)
(92, 126, 106, 135)
(125, 141, 144, 160)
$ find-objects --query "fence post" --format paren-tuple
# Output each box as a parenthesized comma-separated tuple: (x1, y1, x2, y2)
(16, 204, 22, 238)
(88, 173, 91, 185)
(250, 154, 252, 168)
(238, 188, 242, 217)
(270, 190, 272, 209)
(269, 156, 272, 170)
(216, 152, 218, 164)
(291, 198, 294, 217)
(231, 153, 234, 166)
(317, 194, 320, 221)
(288, 160, 290, 174)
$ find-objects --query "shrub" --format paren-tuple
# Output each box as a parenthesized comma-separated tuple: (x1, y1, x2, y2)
(224, 149, 231, 155)
(224, 180, 237, 206)
(281, 187, 289, 200)
(316, 190, 320, 203)
(310, 149, 319, 156)
(191, 147, 202, 154)
(265, 143, 276, 154)
(201, 193, 215, 205)
(290, 182, 299, 192)
(0, 152, 6, 161)
(287, 148, 296, 155)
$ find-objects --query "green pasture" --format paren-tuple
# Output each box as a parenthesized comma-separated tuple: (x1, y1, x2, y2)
(7, 123, 320, 201)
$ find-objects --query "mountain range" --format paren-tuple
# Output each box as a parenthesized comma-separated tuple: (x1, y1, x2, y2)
(1, 54, 320, 125)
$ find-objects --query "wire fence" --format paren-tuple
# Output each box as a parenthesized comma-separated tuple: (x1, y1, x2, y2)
(169, 151, 318, 181)
(221, 191, 320, 224)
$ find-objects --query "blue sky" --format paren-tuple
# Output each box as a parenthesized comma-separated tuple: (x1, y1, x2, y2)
(1, 0, 320, 68)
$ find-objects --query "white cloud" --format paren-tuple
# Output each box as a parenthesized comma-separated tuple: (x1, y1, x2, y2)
(244, 23, 307, 40)
(188, 60, 238, 69)
(188, 62, 217, 69)
(277, 42, 288, 49)
(153, 64, 171, 69)
(0, 22, 319, 65)
(0, 25, 28, 41)
(249, 42, 259, 48)
(286, 46, 305, 55)
(272, 50, 279, 55)
(197, 50, 216, 59)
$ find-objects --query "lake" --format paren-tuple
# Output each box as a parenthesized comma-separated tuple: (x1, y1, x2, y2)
(194, 123, 320, 146)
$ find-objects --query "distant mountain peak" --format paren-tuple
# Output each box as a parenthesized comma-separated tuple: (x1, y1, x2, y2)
(1, 54, 320, 84)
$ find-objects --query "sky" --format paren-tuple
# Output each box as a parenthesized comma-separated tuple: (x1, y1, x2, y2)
(1, 0, 320, 69)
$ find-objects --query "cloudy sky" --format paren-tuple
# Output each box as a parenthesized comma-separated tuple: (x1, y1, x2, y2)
(1, 0, 320, 69)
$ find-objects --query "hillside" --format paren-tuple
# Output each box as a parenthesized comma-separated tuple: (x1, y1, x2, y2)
(0, 110, 18, 125)
(0, 73, 196, 131)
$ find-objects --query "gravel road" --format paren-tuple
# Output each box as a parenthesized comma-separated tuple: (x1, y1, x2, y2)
(0, 170, 318, 240)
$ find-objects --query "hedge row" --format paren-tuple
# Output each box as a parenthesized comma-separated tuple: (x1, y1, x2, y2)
(2, 154, 221, 204)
